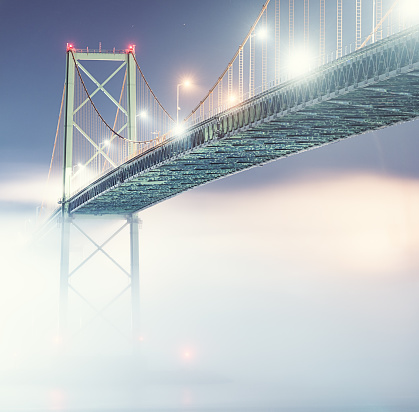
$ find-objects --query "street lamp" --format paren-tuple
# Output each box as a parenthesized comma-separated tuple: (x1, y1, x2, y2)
(176, 80, 191, 125)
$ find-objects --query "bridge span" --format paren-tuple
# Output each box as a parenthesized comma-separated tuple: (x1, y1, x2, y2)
(67, 25, 419, 216)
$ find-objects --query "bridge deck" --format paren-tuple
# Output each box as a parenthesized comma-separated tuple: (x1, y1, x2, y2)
(68, 26, 419, 216)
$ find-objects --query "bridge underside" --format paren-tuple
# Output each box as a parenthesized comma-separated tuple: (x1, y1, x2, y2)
(68, 27, 419, 216)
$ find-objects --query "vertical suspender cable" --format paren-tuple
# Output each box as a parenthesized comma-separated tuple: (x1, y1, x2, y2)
(228, 64, 233, 102)
(373, 0, 376, 42)
(239, 47, 243, 101)
(337, 0, 342, 58)
(320, 0, 325, 64)
(249, 32, 255, 98)
(275, 0, 280, 85)
(262, 9, 267, 92)
(356, 0, 362, 50)
(218, 79, 223, 112)
(289, 0, 294, 56)
(209, 91, 213, 116)
(376, 0, 382, 41)
(387, 3, 392, 36)
(200, 100, 204, 121)
(304, 0, 309, 51)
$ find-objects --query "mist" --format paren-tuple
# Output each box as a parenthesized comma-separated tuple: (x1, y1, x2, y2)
(1, 154, 418, 411)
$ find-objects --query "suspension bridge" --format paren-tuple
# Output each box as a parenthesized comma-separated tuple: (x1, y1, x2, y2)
(38, 0, 419, 350)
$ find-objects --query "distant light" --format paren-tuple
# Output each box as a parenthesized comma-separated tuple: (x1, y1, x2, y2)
(138, 336, 144, 342)
(138, 110, 147, 119)
(184, 351, 190, 358)
(288, 50, 312, 78)
(229, 94, 237, 104)
(174, 123, 185, 136)
(77, 163, 84, 169)
(128, 44, 135, 53)
(183, 80, 191, 87)
(257, 27, 268, 39)
(67, 43, 74, 51)
(401, 0, 419, 23)
(103, 139, 110, 147)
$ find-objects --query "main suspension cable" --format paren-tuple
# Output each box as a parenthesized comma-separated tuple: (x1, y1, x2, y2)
(130, 52, 175, 123)
(39, 82, 66, 217)
(184, 0, 271, 122)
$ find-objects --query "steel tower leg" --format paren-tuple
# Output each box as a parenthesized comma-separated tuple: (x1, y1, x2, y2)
(130, 213, 141, 353)
(59, 46, 75, 343)
(127, 51, 137, 156)
(58, 48, 143, 354)
(59, 211, 70, 341)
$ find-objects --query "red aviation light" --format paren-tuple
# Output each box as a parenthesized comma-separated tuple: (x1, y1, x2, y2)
(67, 43, 74, 51)
(128, 44, 135, 53)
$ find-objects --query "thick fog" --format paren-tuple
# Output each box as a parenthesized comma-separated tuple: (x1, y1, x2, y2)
(0, 125, 418, 411)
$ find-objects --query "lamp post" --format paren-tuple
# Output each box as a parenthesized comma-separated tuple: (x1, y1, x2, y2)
(176, 80, 191, 125)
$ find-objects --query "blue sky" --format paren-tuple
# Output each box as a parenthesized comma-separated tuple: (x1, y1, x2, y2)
(1, 1, 419, 410)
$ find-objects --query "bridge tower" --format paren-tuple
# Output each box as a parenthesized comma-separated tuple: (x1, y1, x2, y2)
(59, 45, 141, 354)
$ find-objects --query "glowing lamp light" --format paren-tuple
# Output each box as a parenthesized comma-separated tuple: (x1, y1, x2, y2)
(67, 43, 74, 51)
(77, 163, 84, 169)
(174, 123, 185, 136)
(138, 110, 147, 119)
(257, 27, 268, 39)
(229, 94, 237, 104)
(103, 139, 110, 147)
(288, 50, 313, 78)
(401, 0, 419, 23)
(183, 80, 191, 87)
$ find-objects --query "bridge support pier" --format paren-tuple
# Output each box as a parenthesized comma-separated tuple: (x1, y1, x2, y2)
(59, 209, 71, 344)
(130, 213, 141, 354)
(58, 213, 142, 355)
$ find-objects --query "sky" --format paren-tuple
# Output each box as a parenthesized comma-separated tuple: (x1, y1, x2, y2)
(0, 1, 419, 411)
